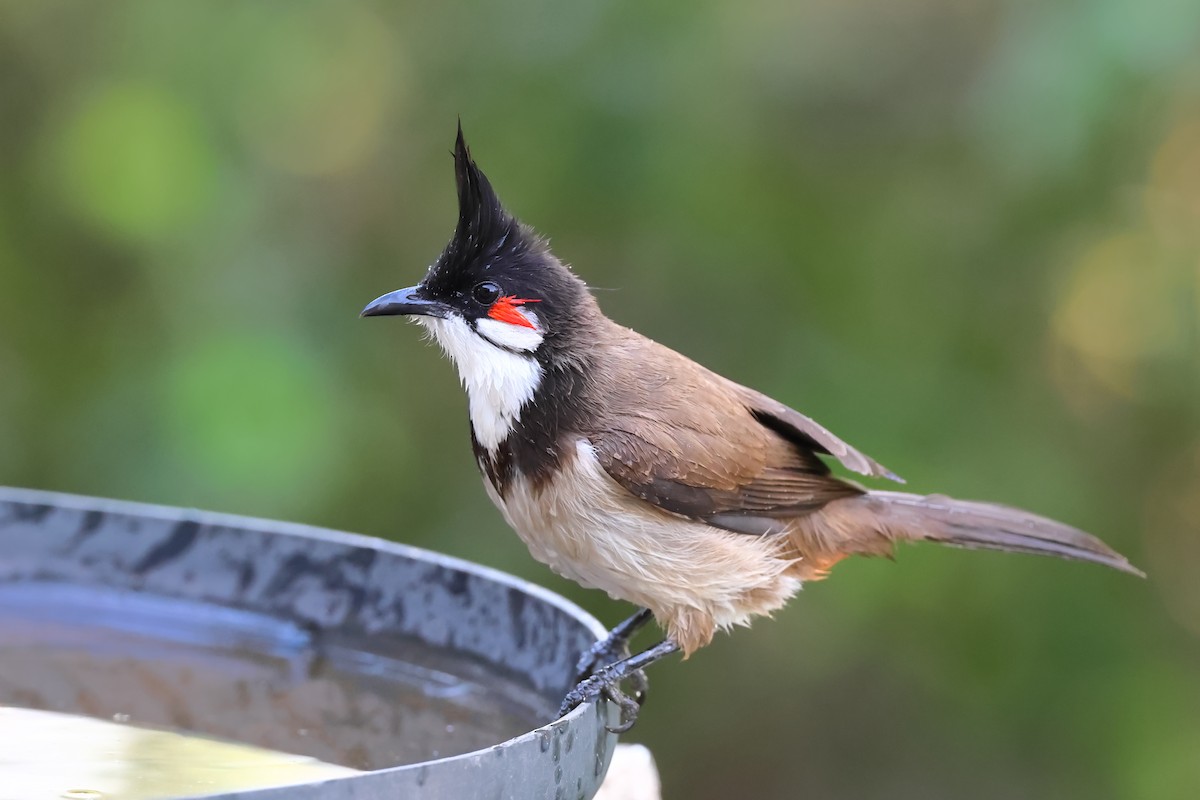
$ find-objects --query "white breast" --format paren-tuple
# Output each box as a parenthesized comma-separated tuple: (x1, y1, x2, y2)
(482, 439, 801, 632)
(417, 315, 543, 452)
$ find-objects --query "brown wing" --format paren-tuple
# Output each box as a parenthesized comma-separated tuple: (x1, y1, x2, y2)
(729, 385, 904, 483)
(594, 426, 862, 536)
(588, 328, 898, 536)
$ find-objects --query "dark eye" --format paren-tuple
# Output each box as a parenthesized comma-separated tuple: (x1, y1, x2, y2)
(471, 281, 502, 305)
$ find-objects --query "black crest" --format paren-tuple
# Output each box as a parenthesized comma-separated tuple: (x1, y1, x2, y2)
(422, 124, 522, 295)
(452, 122, 511, 256)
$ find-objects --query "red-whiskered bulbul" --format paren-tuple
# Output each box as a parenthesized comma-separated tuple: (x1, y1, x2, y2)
(362, 126, 1143, 731)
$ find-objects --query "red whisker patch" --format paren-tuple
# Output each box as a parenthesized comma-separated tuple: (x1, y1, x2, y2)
(488, 296, 541, 329)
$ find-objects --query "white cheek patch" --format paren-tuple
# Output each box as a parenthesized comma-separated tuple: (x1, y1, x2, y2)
(475, 310, 544, 352)
(417, 315, 543, 453)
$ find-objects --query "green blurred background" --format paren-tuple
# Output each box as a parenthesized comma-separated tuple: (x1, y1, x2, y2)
(1, 1, 1197, 797)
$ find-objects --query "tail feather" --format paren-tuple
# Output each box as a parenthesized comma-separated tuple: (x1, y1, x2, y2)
(819, 491, 1145, 577)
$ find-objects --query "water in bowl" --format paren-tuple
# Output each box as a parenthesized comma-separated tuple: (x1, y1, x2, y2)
(0, 706, 358, 799)
(0, 582, 549, 797)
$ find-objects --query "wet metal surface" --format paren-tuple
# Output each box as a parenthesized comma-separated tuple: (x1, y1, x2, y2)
(0, 487, 620, 799)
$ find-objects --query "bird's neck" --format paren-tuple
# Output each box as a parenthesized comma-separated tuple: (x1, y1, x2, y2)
(470, 317, 606, 496)
(418, 315, 546, 453)
(465, 354, 543, 454)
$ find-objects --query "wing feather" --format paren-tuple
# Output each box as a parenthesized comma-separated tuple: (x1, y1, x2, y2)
(588, 331, 892, 534)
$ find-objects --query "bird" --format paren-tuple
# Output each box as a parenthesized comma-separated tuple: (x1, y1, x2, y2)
(362, 125, 1144, 731)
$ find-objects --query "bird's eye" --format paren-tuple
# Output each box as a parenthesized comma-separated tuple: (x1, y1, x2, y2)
(471, 281, 502, 306)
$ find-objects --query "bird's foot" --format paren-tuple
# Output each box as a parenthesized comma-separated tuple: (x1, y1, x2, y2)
(559, 638, 680, 734)
(573, 608, 654, 706)
(559, 669, 643, 733)
(575, 638, 650, 705)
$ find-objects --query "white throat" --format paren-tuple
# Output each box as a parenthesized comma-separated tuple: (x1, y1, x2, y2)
(418, 315, 544, 452)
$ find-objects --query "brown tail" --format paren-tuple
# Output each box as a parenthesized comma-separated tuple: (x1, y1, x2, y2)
(796, 491, 1145, 577)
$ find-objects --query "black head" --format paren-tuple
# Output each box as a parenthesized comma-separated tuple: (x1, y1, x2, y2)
(361, 125, 590, 359)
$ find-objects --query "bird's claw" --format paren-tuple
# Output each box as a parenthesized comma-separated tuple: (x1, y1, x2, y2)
(575, 626, 650, 708)
(558, 672, 643, 733)
(563, 609, 658, 731)
(575, 646, 649, 709)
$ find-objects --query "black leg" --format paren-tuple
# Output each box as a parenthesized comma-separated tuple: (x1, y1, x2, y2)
(574, 608, 655, 716)
(560, 639, 680, 732)
(575, 607, 654, 681)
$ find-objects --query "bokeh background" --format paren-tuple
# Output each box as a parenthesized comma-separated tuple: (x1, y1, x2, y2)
(1, 1, 1198, 797)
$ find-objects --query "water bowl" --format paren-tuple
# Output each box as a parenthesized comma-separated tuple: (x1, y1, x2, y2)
(0, 487, 619, 799)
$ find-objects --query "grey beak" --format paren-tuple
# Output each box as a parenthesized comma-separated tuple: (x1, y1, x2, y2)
(360, 286, 452, 319)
